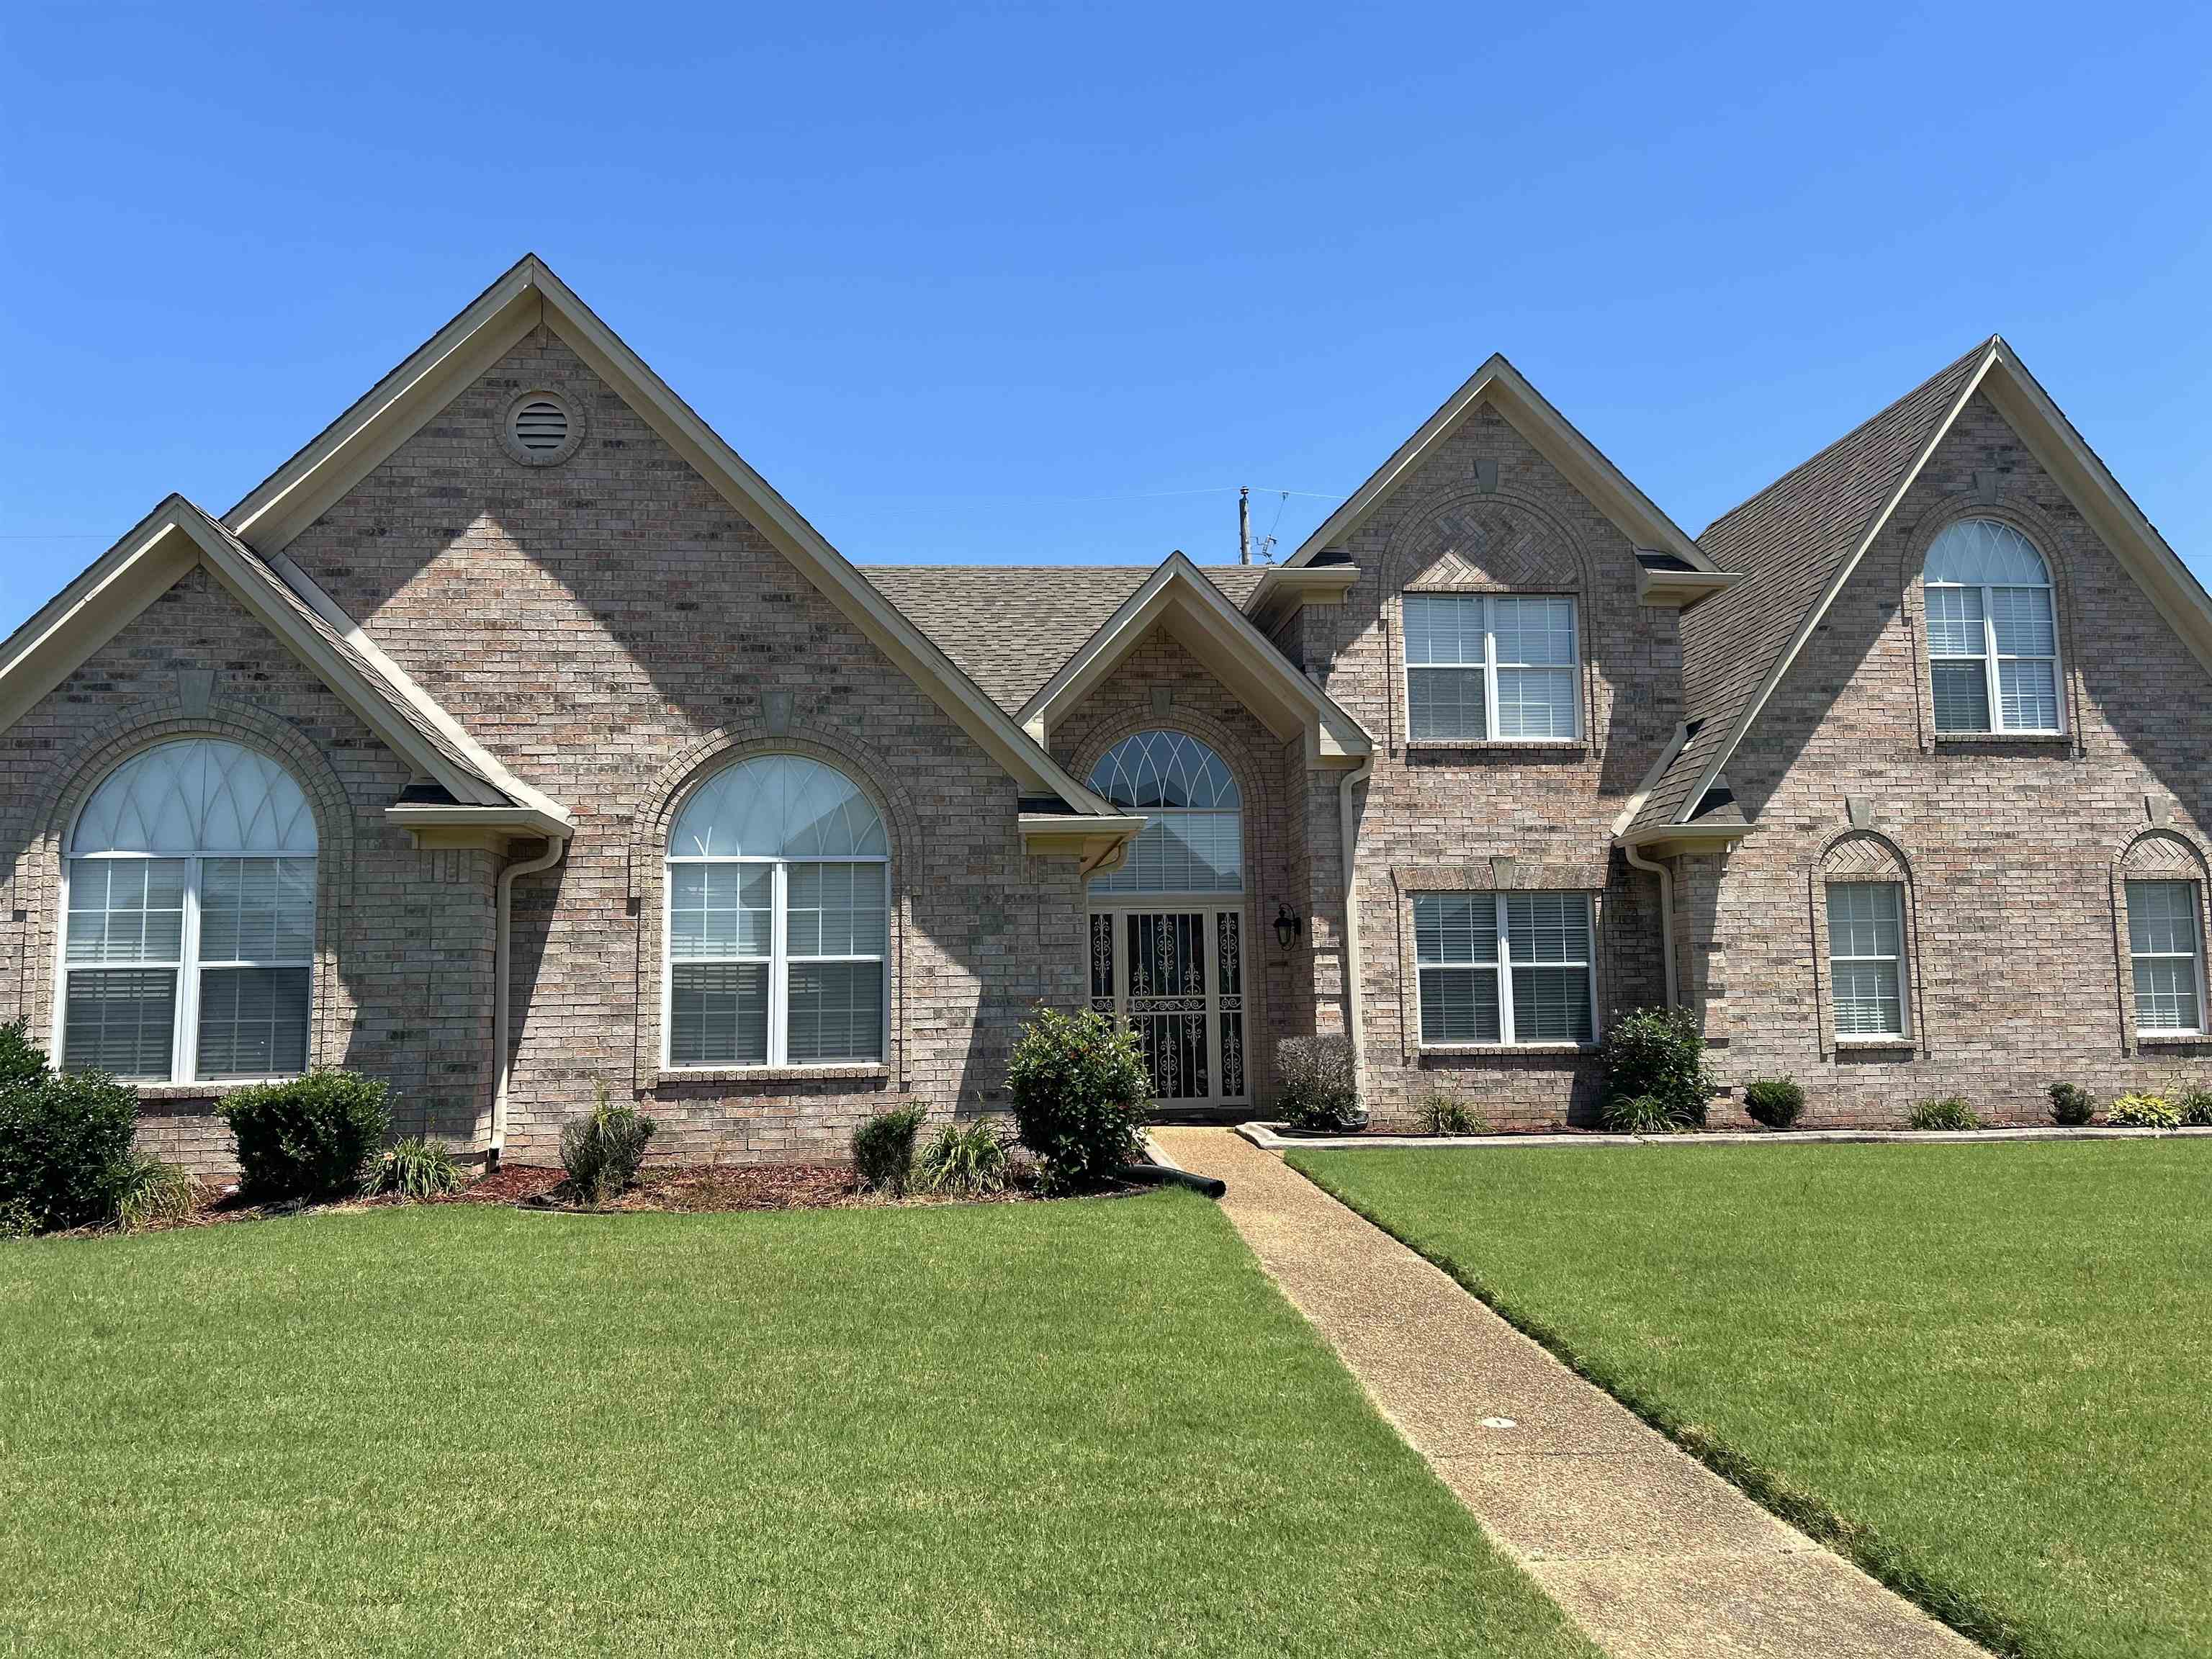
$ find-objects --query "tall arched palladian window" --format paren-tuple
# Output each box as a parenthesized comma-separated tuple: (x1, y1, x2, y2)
(664, 755, 888, 1069)
(1084, 731, 1247, 1105)
(1924, 519, 2062, 734)
(61, 739, 318, 1082)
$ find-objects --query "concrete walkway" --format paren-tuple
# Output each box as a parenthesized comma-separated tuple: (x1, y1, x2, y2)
(1151, 1127, 1982, 1659)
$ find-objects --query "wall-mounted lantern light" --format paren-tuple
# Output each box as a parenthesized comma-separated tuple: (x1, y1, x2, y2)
(1274, 903, 1304, 950)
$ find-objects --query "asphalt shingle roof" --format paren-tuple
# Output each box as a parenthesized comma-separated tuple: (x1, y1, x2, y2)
(860, 563, 1270, 716)
(1629, 341, 1992, 832)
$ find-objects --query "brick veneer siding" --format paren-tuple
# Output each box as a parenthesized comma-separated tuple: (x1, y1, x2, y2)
(0, 567, 499, 1176)
(280, 325, 1087, 1163)
(1695, 391, 2212, 1125)
(1299, 400, 1678, 1127)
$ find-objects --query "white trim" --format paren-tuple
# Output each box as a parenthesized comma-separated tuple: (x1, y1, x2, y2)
(1286, 355, 1719, 572)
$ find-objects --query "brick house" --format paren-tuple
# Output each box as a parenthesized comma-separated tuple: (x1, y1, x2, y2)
(5, 257, 2208, 1173)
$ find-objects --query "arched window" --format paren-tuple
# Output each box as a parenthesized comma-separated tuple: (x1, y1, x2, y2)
(1087, 730, 1243, 895)
(61, 739, 318, 1082)
(664, 754, 888, 1069)
(1923, 519, 2061, 734)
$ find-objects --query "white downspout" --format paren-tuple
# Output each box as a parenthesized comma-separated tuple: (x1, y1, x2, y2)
(1337, 760, 1375, 1063)
(492, 832, 570, 1161)
(1621, 840, 1677, 1009)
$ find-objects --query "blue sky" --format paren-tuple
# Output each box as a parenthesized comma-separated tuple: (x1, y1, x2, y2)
(6, 3, 2211, 634)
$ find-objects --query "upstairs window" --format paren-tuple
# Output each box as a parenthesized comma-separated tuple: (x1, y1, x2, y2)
(1412, 891, 1595, 1046)
(1086, 730, 1243, 896)
(1923, 520, 2061, 734)
(62, 739, 318, 1082)
(1403, 593, 1579, 742)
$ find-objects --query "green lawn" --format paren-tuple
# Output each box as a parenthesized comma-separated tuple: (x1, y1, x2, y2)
(1289, 1141, 2212, 1659)
(0, 1190, 1596, 1658)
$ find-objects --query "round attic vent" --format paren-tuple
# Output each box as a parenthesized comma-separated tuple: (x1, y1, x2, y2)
(500, 387, 586, 467)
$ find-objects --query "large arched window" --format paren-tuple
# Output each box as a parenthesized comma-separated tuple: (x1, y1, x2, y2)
(1923, 519, 2061, 734)
(61, 739, 318, 1082)
(664, 754, 889, 1069)
(1087, 730, 1243, 895)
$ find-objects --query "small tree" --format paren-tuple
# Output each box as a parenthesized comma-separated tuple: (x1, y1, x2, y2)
(1006, 1008, 1146, 1195)
(1600, 1007, 1714, 1130)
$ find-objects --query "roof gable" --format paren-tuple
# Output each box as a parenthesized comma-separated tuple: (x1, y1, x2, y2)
(1287, 354, 1720, 575)
(219, 255, 1112, 815)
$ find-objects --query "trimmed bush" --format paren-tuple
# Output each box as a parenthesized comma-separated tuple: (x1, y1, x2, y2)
(1599, 1093, 1678, 1134)
(2108, 1092, 2181, 1129)
(560, 1090, 657, 1207)
(0, 1025, 142, 1232)
(853, 1104, 928, 1196)
(365, 1136, 464, 1200)
(220, 1070, 391, 1202)
(2177, 1087, 2212, 1128)
(1742, 1076, 1804, 1130)
(1600, 1008, 1714, 1130)
(110, 1154, 202, 1231)
(1277, 1035, 1361, 1133)
(1907, 1096, 1982, 1132)
(915, 1118, 1013, 1196)
(1006, 1007, 1146, 1196)
(2048, 1082, 2096, 1127)
(1417, 1088, 1488, 1137)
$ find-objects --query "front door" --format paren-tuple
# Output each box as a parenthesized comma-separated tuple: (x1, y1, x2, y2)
(1089, 908, 1247, 1107)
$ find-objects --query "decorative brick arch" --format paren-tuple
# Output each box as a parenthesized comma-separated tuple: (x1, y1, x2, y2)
(626, 721, 922, 1090)
(1896, 497, 2085, 756)
(2110, 827, 2212, 1053)
(22, 699, 360, 1066)
(1808, 829, 1928, 1058)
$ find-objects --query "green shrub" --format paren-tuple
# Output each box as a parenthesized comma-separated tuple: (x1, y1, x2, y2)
(0, 1025, 141, 1232)
(1599, 1093, 1679, 1134)
(1277, 1035, 1361, 1133)
(365, 1136, 464, 1200)
(219, 1070, 391, 1202)
(560, 1089, 657, 1207)
(1006, 1007, 1147, 1196)
(1417, 1087, 1488, 1137)
(1743, 1076, 1805, 1130)
(1600, 1008, 1714, 1130)
(2108, 1092, 2181, 1129)
(2172, 1087, 2212, 1127)
(915, 1118, 1013, 1195)
(110, 1154, 202, 1231)
(2048, 1082, 2096, 1127)
(853, 1104, 928, 1195)
(1907, 1096, 1982, 1132)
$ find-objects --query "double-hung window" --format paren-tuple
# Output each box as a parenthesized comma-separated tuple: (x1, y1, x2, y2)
(1826, 881, 1906, 1038)
(2126, 879, 2206, 1035)
(1403, 593, 1580, 742)
(60, 739, 318, 1082)
(1413, 891, 1595, 1046)
(1923, 519, 2061, 734)
(665, 754, 889, 1069)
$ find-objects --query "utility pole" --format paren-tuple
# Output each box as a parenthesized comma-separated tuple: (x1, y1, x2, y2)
(1238, 485, 1251, 565)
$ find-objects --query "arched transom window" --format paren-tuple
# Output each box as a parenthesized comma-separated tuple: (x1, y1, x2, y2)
(1087, 730, 1243, 894)
(1923, 519, 2061, 734)
(665, 754, 889, 1069)
(61, 738, 318, 1082)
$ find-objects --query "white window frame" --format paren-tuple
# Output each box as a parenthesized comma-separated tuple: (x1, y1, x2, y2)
(661, 853, 890, 1071)
(1401, 593, 1582, 744)
(55, 852, 315, 1084)
(1414, 891, 1599, 1048)
(2124, 878, 2208, 1036)
(1924, 552, 2063, 737)
(1825, 880, 1909, 1040)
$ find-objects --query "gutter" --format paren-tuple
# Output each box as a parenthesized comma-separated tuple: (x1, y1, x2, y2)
(1619, 841, 1677, 1009)
(491, 831, 571, 1161)
(1338, 760, 1375, 1065)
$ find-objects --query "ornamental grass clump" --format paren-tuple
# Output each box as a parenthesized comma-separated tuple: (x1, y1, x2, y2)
(109, 1154, 202, 1232)
(560, 1086, 657, 1207)
(1006, 1007, 1146, 1195)
(1743, 1076, 1805, 1130)
(2047, 1082, 2097, 1127)
(2106, 1092, 2182, 1129)
(2172, 1087, 2212, 1127)
(852, 1104, 928, 1196)
(1277, 1035, 1361, 1133)
(364, 1136, 464, 1200)
(1907, 1096, 1982, 1132)
(1599, 1007, 1714, 1130)
(914, 1118, 1014, 1196)
(1598, 1094, 1678, 1134)
(1417, 1087, 1488, 1137)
